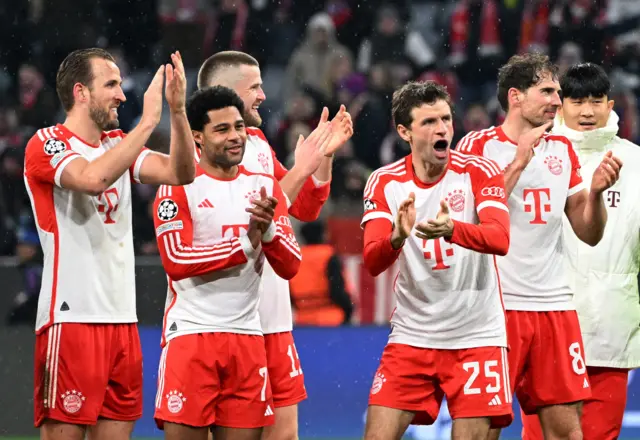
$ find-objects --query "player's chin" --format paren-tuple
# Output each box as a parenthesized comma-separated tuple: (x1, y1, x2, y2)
(104, 118, 120, 131)
(245, 110, 262, 127)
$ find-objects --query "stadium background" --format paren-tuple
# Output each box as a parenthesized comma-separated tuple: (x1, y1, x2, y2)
(1, 0, 640, 438)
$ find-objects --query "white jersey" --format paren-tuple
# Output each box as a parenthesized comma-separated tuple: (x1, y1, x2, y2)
(554, 112, 640, 368)
(153, 166, 302, 346)
(194, 127, 330, 334)
(361, 152, 509, 349)
(458, 127, 585, 311)
(24, 124, 150, 333)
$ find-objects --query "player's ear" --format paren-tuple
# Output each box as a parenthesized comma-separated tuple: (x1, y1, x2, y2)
(73, 82, 87, 104)
(608, 99, 615, 111)
(192, 130, 204, 146)
(397, 124, 411, 143)
(508, 88, 521, 107)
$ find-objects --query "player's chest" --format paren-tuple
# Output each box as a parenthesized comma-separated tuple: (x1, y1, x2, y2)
(241, 140, 273, 175)
(189, 184, 260, 242)
(387, 176, 477, 223)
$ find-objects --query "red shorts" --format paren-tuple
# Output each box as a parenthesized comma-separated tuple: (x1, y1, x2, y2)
(507, 310, 591, 415)
(34, 323, 143, 427)
(369, 343, 513, 428)
(264, 331, 307, 408)
(154, 333, 275, 429)
(522, 366, 629, 440)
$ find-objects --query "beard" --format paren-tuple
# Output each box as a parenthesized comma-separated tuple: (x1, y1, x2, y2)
(89, 104, 119, 131)
(209, 146, 245, 169)
(243, 108, 262, 127)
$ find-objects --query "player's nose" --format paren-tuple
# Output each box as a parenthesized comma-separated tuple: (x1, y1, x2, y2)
(115, 87, 127, 103)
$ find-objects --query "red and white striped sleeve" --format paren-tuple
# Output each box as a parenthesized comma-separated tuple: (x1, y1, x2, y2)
(455, 127, 496, 155)
(446, 154, 511, 256)
(153, 184, 253, 281)
(24, 127, 82, 187)
(260, 177, 302, 280)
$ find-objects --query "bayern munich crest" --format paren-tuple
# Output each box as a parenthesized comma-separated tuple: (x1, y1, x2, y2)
(245, 189, 261, 203)
(371, 372, 387, 395)
(43, 138, 68, 155)
(166, 390, 187, 414)
(544, 155, 563, 176)
(445, 189, 465, 213)
(61, 390, 85, 414)
(257, 152, 270, 172)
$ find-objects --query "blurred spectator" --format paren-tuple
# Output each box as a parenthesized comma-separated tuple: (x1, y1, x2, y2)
(17, 64, 58, 132)
(282, 12, 352, 103)
(357, 4, 434, 75)
(290, 221, 354, 326)
(350, 63, 394, 170)
(448, 0, 504, 110)
(107, 48, 142, 132)
(5, 212, 43, 326)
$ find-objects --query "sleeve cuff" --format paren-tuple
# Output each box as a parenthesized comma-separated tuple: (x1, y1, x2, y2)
(132, 149, 152, 183)
(238, 235, 258, 259)
(311, 174, 331, 187)
(54, 154, 81, 188)
(261, 222, 277, 243)
(568, 181, 586, 197)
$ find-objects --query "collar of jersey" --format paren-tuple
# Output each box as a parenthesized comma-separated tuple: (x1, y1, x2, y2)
(56, 123, 103, 148)
(196, 164, 246, 181)
(406, 154, 449, 189)
(552, 111, 619, 154)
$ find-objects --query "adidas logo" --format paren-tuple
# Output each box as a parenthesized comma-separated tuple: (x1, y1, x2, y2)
(488, 395, 503, 406)
(264, 405, 274, 416)
(198, 199, 214, 208)
(583, 377, 589, 388)
(169, 322, 178, 331)
(60, 302, 70, 311)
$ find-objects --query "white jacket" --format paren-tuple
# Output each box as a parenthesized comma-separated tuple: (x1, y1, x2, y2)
(553, 111, 640, 369)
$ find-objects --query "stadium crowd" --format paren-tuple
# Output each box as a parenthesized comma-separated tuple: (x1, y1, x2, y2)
(2, 0, 640, 258)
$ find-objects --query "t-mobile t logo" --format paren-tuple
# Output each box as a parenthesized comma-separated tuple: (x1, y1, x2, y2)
(523, 188, 551, 225)
(607, 190, 621, 208)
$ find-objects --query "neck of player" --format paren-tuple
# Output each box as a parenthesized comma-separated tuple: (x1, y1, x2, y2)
(412, 155, 447, 184)
(501, 111, 538, 144)
(63, 114, 103, 146)
(200, 159, 239, 180)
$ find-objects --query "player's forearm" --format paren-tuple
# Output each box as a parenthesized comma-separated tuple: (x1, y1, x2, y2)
(167, 110, 196, 185)
(576, 191, 607, 246)
(449, 210, 510, 255)
(503, 161, 526, 199)
(261, 222, 302, 280)
(363, 220, 403, 276)
(288, 178, 330, 221)
(158, 234, 252, 280)
(278, 165, 308, 204)
(313, 155, 333, 183)
(81, 122, 154, 194)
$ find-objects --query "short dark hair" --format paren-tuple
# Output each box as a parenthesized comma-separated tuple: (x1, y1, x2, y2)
(56, 48, 116, 112)
(197, 51, 259, 89)
(391, 81, 452, 127)
(560, 63, 610, 100)
(186, 86, 246, 131)
(497, 53, 558, 111)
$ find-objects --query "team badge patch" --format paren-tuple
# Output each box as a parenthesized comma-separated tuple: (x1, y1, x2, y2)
(364, 198, 377, 211)
(61, 390, 85, 414)
(544, 155, 563, 176)
(166, 390, 187, 414)
(445, 189, 466, 213)
(44, 138, 68, 155)
(371, 371, 387, 395)
(157, 199, 178, 221)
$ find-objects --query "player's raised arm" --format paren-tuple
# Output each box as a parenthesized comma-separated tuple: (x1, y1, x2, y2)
(135, 51, 196, 186)
(154, 184, 258, 281)
(361, 178, 408, 277)
(26, 65, 166, 196)
(564, 147, 622, 246)
(247, 184, 302, 280)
